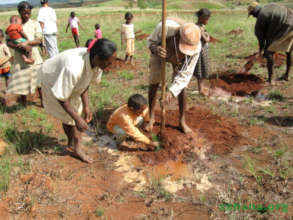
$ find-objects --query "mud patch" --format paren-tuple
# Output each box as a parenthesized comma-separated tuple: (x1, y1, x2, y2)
(210, 36, 221, 44)
(242, 53, 286, 73)
(136, 33, 149, 40)
(209, 73, 264, 96)
(105, 58, 136, 73)
(226, 28, 243, 35)
(137, 106, 244, 165)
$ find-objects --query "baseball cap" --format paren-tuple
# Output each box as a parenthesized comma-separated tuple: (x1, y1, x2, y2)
(179, 23, 201, 56)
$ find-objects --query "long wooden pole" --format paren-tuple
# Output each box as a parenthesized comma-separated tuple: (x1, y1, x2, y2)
(160, 0, 167, 134)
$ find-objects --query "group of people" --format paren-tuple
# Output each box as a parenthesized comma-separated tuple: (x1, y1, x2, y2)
(0, 0, 292, 163)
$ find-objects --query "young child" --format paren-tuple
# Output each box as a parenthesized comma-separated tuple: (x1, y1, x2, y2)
(5, 15, 34, 64)
(194, 8, 211, 93)
(121, 12, 135, 65)
(0, 29, 12, 89)
(66, 12, 83, 47)
(95, 24, 102, 40)
(107, 94, 159, 150)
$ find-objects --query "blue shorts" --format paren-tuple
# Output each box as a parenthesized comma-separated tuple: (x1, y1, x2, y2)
(0, 72, 11, 78)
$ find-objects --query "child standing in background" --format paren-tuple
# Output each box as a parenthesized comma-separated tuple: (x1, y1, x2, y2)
(194, 8, 211, 93)
(66, 12, 83, 47)
(0, 29, 12, 89)
(95, 24, 102, 40)
(121, 12, 135, 65)
(6, 15, 34, 64)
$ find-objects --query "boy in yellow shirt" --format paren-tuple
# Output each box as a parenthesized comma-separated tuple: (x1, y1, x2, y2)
(107, 94, 159, 150)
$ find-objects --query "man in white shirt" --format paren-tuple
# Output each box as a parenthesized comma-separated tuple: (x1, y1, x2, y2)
(37, 0, 59, 58)
(146, 18, 201, 133)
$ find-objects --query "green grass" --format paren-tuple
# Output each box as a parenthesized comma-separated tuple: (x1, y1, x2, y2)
(95, 207, 105, 217)
(267, 90, 286, 102)
(0, 159, 10, 192)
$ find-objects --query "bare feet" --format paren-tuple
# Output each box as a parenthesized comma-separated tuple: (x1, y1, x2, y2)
(179, 121, 192, 134)
(75, 146, 94, 163)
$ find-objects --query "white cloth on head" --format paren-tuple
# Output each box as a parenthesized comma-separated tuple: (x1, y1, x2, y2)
(39, 48, 103, 125)
(37, 7, 57, 34)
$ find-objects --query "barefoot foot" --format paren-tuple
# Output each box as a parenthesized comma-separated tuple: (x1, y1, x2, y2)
(179, 122, 192, 134)
(75, 147, 94, 163)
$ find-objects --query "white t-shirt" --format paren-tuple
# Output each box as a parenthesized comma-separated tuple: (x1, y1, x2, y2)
(122, 23, 135, 39)
(37, 7, 57, 35)
(68, 17, 80, 29)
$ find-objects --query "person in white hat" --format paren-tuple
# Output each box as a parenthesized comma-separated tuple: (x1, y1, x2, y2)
(248, 2, 293, 83)
(146, 18, 201, 133)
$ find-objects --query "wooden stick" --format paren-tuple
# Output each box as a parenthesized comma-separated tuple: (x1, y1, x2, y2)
(160, 0, 167, 134)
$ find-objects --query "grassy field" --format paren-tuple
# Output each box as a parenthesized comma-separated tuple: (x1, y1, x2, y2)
(0, 4, 292, 220)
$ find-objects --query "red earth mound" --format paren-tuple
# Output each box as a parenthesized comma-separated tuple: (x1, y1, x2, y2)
(226, 29, 244, 35)
(136, 106, 244, 165)
(242, 53, 286, 73)
(136, 33, 150, 40)
(209, 73, 264, 96)
(210, 36, 221, 44)
(105, 58, 137, 73)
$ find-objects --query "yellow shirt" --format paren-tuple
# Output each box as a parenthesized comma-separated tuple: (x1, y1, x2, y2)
(107, 104, 151, 145)
(0, 43, 11, 69)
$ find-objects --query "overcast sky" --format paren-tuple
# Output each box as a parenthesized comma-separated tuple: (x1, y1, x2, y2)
(0, 0, 22, 5)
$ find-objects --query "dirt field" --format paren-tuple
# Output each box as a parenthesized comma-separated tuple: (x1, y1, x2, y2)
(0, 7, 292, 220)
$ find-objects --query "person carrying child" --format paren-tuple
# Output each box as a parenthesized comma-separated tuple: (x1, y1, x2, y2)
(6, 15, 34, 64)
(121, 12, 136, 65)
(0, 29, 12, 89)
(194, 8, 211, 93)
(95, 24, 102, 40)
(66, 11, 83, 48)
(107, 94, 159, 150)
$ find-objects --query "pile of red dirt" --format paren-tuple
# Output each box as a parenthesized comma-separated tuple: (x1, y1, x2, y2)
(136, 33, 149, 40)
(210, 36, 221, 44)
(242, 53, 286, 73)
(226, 29, 244, 35)
(209, 73, 264, 96)
(105, 58, 137, 73)
(137, 106, 244, 165)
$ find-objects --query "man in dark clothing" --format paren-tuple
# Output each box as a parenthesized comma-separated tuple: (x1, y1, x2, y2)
(248, 2, 293, 83)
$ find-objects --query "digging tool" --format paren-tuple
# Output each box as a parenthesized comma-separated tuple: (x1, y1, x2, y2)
(160, 0, 167, 134)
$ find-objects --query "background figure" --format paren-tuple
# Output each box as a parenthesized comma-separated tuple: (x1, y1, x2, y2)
(37, 0, 59, 58)
(66, 11, 83, 48)
(6, 1, 43, 106)
(121, 12, 135, 65)
(6, 15, 34, 64)
(248, 2, 293, 83)
(194, 8, 211, 94)
(95, 23, 102, 40)
(0, 29, 12, 89)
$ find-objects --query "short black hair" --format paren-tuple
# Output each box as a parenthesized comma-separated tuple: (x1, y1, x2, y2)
(89, 38, 117, 60)
(85, 39, 93, 48)
(0, 29, 4, 37)
(125, 12, 133, 20)
(127, 94, 147, 111)
(40, 0, 48, 5)
(70, 11, 75, 17)
(95, 24, 100, 29)
(195, 8, 211, 17)
(17, 1, 33, 13)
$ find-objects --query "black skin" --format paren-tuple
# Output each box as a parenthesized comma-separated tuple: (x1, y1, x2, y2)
(6, 8, 42, 106)
(147, 32, 192, 134)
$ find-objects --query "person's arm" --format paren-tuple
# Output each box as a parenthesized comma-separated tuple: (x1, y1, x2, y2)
(58, 100, 89, 132)
(39, 21, 44, 30)
(121, 24, 124, 47)
(168, 45, 202, 97)
(201, 28, 210, 43)
(81, 86, 92, 123)
(20, 30, 29, 40)
(77, 18, 84, 31)
(255, 18, 266, 55)
(120, 115, 157, 146)
(66, 21, 70, 33)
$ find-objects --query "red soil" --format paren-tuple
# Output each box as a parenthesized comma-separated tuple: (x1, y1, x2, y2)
(209, 73, 264, 96)
(242, 53, 286, 73)
(226, 29, 244, 35)
(137, 106, 244, 165)
(105, 58, 137, 73)
(136, 33, 150, 40)
(210, 36, 221, 44)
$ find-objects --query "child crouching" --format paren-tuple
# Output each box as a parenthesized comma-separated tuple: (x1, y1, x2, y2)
(107, 94, 158, 150)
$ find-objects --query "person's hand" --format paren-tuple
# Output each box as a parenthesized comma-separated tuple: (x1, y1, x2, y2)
(17, 42, 29, 49)
(156, 46, 168, 59)
(75, 117, 89, 132)
(150, 141, 159, 147)
(83, 107, 93, 123)
(160, 91, 174, 107)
